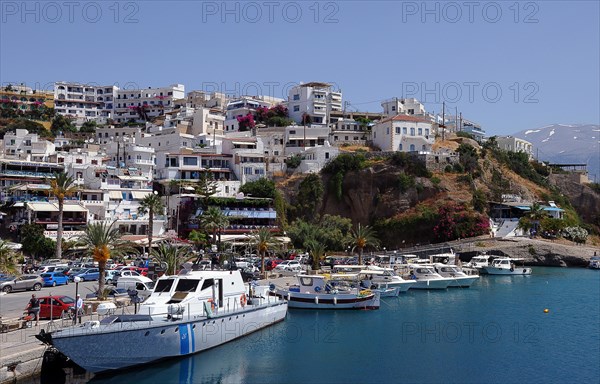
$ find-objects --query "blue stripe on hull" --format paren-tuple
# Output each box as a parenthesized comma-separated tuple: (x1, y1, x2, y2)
(179, 324, 189, 355)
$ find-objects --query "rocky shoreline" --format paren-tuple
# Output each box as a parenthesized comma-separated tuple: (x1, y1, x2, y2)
(455, 237, 599, 267)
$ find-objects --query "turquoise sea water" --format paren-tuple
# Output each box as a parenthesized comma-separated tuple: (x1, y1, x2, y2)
(91, 267, 599, 384)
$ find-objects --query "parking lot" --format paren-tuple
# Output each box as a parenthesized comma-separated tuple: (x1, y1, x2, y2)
(0, 280, 98, 319)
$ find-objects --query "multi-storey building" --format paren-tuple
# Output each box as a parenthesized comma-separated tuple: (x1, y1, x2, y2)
(2, 129, 55, 162)
(495, 136, 534, 159)
(223, 96, 283, 132)
(176, 91, 227, 111)
(113, 84, 185, 124)
(371, 115, 435, 152)
(192, 107, 226, 136)
(1, 84, 54, 117)
(330, 119, 370, 146)
(54, 82, 118, 125)
(287, 82, 342, 125)
(381, 98, 427, 117)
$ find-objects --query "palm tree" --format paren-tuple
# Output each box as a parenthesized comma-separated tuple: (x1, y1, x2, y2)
(200, 206, 229, 249)
(151, 242, 193, 275)
(527, 202, 546, 237)
(348, 223, 380, 265)
(138, 192, 164, 253)
(78, 222, 134, 296)
(47, 172, 78, 260)
(305, 240, 326, 271)
(0, 240, 19, 275)
(250, 227, 278, 275)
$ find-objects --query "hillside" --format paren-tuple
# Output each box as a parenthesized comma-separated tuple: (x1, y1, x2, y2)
(514, 124, 600, 182)
(278, 134, 599, 249)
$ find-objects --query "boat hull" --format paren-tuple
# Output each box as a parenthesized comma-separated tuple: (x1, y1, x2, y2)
(483, 267, 532, 275)
(271, 291, 380, 309)
(409, 279, 451, 290)
(49, 302, 287, 373)
(446, 276, 479, 288)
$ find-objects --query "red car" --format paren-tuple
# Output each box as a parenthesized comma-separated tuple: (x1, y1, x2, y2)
(37, 295, 75, 319)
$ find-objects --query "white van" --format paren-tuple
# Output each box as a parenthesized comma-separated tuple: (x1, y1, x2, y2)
(116, 276, 155, 301)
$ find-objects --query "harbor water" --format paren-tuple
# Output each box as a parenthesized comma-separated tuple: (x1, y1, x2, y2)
(82, 267, 598, 383)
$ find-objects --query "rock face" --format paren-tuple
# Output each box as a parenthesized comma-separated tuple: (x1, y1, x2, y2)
(460, 238, 599, 267)
(320, 164, 437, 224)
(549, 173, 600, 228)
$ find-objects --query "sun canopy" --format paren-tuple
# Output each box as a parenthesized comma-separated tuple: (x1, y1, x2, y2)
(131, 191, 151, 200)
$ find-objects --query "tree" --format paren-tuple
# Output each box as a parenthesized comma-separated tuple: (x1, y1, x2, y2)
(151, 243, 193, 275)
(0, 240, 19, 275)
(79, 120, 97, 133)
(138, 192, 164, 252)
(195, 171, 219, 208)
(250, 227, 278, 275)
(526, 202, 546, 236)
(305, 239, 326, 271)
(347, 223, 380, 265)
(239, 178, 276, 199)
(78, 222, 134, 295)
(237, 113, 255, 132)
(20, 223, 55, 260)
(50, 115, 76, 135)
(188, 230, 208, 252)
(295, 174, 323, 221)
(47, 172, 78, 260)
(200, 206, 229, 248)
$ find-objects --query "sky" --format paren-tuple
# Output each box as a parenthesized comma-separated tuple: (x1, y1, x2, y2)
(1, 0, 599, 136)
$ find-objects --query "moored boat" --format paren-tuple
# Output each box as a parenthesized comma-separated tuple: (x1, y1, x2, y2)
(269, 275, 380, 309)
(433, 263, 480, 288)
(483, 257, 532, 275)
(406, 264, 453, 289)
(36, 264, 288, 374)
(589, 256, 600, 270)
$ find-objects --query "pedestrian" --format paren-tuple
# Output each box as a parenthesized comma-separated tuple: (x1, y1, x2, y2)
(74, 294, 83, 324)
(26, 294, 40, 326)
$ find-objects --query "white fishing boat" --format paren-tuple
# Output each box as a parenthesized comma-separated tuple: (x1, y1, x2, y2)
(464, 253, 493, 274)
(589, 256, 600, 270)
(269, 275, 380, 309)
(406, 264, 453, 289)
(36, 264, 288, 374)
(331, 270, 400, 297)
(433, 264, 480, 288)
(333, 265, 416, 293)
(483, 258, 532, 275)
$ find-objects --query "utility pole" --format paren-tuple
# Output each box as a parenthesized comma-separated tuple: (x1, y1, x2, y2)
(459, 112, 463, 132)
(442, 102, 445, 141)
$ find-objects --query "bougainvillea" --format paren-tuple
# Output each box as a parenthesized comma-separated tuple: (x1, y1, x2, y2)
(433, 202, 490, 241)
(237, 113, 256, 131)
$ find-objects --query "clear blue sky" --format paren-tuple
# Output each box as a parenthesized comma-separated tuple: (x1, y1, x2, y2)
(1, 0, 598, 136)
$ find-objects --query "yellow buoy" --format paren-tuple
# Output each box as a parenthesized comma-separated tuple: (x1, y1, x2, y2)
(544, 309, 549, 313)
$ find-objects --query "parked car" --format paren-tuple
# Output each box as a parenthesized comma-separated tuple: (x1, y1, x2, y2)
(112, 270, 141, 285)
(274, 260, 302, 272)
(71, 268, 100, 281)
(0, 274, 43, 293)
(105, 270, 121, 284)
(37, 295, 75, 319)
(40, 272, 70, 287)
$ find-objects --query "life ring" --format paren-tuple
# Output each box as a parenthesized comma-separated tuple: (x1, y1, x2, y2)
(207, 299, 216, 311)
(240, 294, 247, 307)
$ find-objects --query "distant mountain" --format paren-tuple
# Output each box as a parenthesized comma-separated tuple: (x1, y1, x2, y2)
(513, 124, 600, 183)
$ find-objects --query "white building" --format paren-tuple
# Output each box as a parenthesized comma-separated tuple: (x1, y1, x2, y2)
(224, 96, 283, 132)
(284, 125, 332, 155)
(381, 97, 427, 117)
(495, 136, 534, 158)
(287, 82, 342, 125)
(371, 115, 435, 152)
(113, 84, 185, 124)
(177, 91, 227, 111)
(54, 82, 118, 125)
(295, 143, 339, 174)
(192, 107, 226, 136)
(330, 118, 370, 146)
(2, 129, 55, 162)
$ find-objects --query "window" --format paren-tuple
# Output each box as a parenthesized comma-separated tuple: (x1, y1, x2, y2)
(290, 130, 296, 134)
(391, 106, 396, 111)
(293, 94, 300, 100)
(399, 143, 403, 150)
(410, 144, 415, 151)
(183, 157, 197, 166)
(325, 152, 329, 159)
(418, 128, 423, 135)
(396, 127, 400, 134)
(293, 106, 300, 112)
(425, 129, 430, 136)
(386, 128, 390, 135)
(410, 128, 415, 136)
(76, 158, 83, 164)
(402, 127, 407, 134)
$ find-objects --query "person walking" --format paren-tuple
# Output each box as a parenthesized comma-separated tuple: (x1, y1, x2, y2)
(26, 294, 40, 326)
(73, 294, 83, 324)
